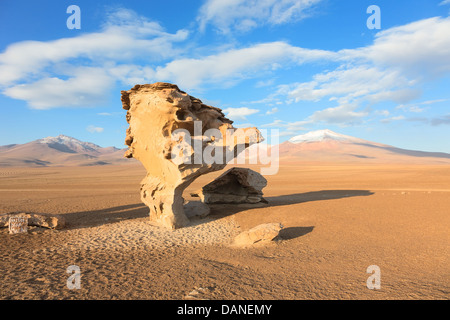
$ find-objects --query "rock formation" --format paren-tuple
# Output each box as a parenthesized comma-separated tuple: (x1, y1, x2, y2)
(233, 223, 283, 247)
(183, 201, 210, 219)
(122, 82, 263, 230)
(191, 167, 268, 204)
(0, 212, 65, 230)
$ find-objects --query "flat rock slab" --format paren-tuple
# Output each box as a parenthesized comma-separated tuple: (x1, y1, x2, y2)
(0, 213, 65, 230)
(183, 201, 210, 219)
(233, 223, 283, 247)
(192, 167, 268, 204)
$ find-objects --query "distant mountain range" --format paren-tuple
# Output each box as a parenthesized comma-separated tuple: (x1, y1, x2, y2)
(1, 130, 449, 167)
(0, 135, 133, 167)
(278, 129, 450, 164)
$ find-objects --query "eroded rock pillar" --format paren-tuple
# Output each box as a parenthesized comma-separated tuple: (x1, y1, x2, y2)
(121, 82, 263, 230)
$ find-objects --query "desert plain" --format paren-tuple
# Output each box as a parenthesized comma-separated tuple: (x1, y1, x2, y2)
(0, 160, 449, 300)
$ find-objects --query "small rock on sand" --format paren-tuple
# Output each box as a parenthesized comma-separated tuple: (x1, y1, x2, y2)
(233, 223, 283, 247)
(0, 212, 65, 230)
(184, 201, 210, 219)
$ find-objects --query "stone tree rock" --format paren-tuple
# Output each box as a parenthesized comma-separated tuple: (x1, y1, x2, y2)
(121, 82, 263, 230)
(191, 167, 268, 204)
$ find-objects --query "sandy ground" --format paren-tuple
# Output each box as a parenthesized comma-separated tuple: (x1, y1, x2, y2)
(0, 162, 449, 300)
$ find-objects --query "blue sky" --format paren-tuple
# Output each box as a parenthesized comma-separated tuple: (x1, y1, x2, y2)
(1, 0, 449, 152)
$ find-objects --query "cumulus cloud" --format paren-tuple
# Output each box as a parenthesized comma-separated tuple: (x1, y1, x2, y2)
(222, 107, 259, 120)
(266, 107, 279, 115)
(255, 79, 276, 88)
(278, 16, 450, 125)
(408, 115, 450, 126)
(343, 17, 450, 78)
(431, 115, 450, 125)
(261, 119, 309, 136)
(197, 0, 323, 33)
(287, 66, 415, 102)
(3, 67, 114, 109)
(153, 41, 334, 90)
(1, 6, 449, 120)
(0, 23, 334, 108)
(380, 115, 406, 123)
(0, 8, 188, 109)
(86, 125, 104, 133)
(309, 104, 369, 125)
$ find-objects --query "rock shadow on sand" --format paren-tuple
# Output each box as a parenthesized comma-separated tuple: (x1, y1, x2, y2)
(62, 190, 373, 230)
(264, 189, 374, 206)
(208, 189, 374, 218)
(278, 226, 314, 240)
(63, 203, 148, 230)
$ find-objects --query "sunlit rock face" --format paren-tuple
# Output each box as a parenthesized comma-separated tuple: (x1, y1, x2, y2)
(121, 82, 263, 230)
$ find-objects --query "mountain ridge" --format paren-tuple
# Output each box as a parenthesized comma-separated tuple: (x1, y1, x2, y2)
(0, 134, 132, 167)
(1, 131, 449, 167)
(278, 129, 450, 164)
(288, 129, 365, 144)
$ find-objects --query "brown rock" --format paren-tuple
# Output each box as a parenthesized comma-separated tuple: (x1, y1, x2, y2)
(233, 223, 283, 247)
(183, 201, 210, 219)
(0, 213, 65, 230)
(192, 167, 268, 204)
(122, 82, 263, 230)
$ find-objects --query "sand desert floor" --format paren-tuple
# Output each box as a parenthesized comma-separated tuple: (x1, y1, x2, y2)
(0, 162, 449, 300)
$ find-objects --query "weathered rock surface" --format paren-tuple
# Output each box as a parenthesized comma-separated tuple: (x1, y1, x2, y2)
(183, 201, 210, 219)
(0, 213, 65, 230)
(233, 223, 283, 247)
(191, 167, 268, 204)
(122, 82, 263, 230)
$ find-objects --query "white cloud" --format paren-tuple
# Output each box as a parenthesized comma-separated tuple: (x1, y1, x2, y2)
(396, 99, 448, 114)
(97, 112, 122, 116)
(255, 79, 276, 88)
(0, 9, 333, 108)
(86, 125, 104, 133)
(266, 107, 279, 115)
(375, 110, 390, 117)
(408, 115, 450, 126)
(261, 119, 309, 136)
(1, 7, 449, 120)
(273, 16, 450, 125)
(397, 104, 425, 113)
(0, 8, 188, 109)
(342, 17, 450, 78)
(439, 0, 450, 5)
(309, 103, 369, 125)
(153, 41, 334, 90)
(222, 107, 259, 120)
(3, 68, 113, 109)
(286, 60, 427, 107)
(421, 99, 448, 105)
(381, 115, 405, 123)
(197, 0, 323, 34)
(0, 19, 186, 86)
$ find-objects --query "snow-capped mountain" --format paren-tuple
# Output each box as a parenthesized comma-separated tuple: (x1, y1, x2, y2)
(0, 135, 132, 167)
(279, 129, 450, 164)
(38, 134, 106, 154)
(288, 129, 362, 144)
